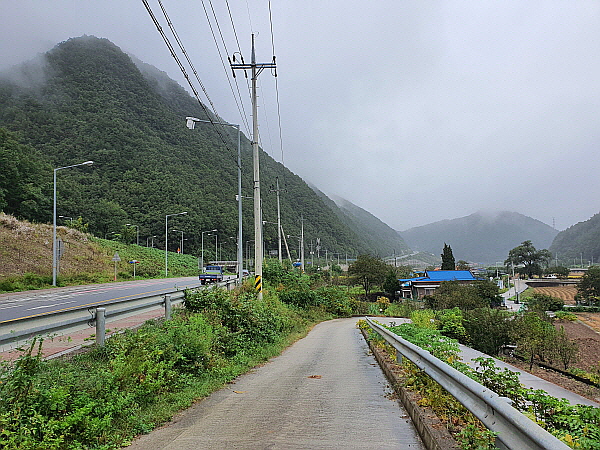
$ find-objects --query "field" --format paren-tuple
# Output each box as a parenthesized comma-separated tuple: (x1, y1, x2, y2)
(533, 285, 578, 304)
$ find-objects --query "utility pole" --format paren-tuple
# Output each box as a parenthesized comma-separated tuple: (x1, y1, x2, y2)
(270, 177, 284, 263)
(230, 34, 276, 299)
(300, 215, 305, 272)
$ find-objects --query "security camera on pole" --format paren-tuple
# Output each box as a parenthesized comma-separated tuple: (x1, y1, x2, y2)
(230, 34, 276, 299)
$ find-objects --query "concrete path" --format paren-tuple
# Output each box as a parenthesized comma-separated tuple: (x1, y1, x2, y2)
(127, 318, 424, 450)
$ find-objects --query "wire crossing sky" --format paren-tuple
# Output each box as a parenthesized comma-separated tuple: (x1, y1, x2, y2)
(2, 1, 600, 232)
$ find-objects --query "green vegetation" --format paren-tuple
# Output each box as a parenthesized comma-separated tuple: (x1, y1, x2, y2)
(550, 213, 600, 265)
(423, 279, 502, 310)
(362, 315, 600, 449)
(0, 35, 403, 266)
(576, 265, 600, 306)
(347, 254, 388, 297)
(504, 240, 552, 278)
(0, 213, 199, 292)
(0, 258, 365, 449)
(441, 242, 455, 270)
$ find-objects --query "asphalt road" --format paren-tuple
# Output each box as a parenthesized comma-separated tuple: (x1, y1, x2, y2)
(127, 318, 424, 450)
(0, 277, 204, 323)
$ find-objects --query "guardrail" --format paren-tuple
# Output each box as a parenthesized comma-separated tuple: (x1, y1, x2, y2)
(0, 278, 238, 352)
(365, 317, 570, 450)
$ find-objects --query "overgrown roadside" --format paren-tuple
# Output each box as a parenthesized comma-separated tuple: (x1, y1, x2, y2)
(0, 284, 337, 449)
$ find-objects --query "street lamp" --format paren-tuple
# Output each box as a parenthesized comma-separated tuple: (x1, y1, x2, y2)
(59, 215, 73, 225)
(146, 235, 157, 247)
(201, 229, 217, 270)
(165, 212, 187, 277)
(53, 160, 94, 286)
(126, 223, 139, 246)
(187, 117, 244, 283)
(172, 229, 184, 254)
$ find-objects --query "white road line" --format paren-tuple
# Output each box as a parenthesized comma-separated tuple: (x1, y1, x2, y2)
(26, 301, 76, 311)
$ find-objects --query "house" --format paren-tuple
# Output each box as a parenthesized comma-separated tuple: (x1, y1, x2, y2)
(399, 270, 477, 299)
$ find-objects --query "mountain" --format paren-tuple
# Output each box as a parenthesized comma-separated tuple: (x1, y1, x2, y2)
(0, 36, 388, 261)
(549, 213, 600, 265)
(399, 211, 558, 265)
(310, 187, 410, 257)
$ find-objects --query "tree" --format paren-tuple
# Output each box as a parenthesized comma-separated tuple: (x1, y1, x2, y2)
(382, 268, 401, 300)
(441, 243, 455, 270)
(575, 265, 600, 305)
(545, 266, 569, 278)
(472, 280, 503, 308)
(424, 281, 488, 311)
(504, 240, 551, 278)
(456, 260, 470, 271)
(0, 128, 52, 222)
(348, 254, 388, 296)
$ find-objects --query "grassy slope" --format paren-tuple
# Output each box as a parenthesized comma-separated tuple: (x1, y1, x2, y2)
(0, 213, 198, 290)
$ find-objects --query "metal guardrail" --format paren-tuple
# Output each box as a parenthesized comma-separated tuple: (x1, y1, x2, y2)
(365, 317, 570, 450)
(0, 278, 238, 352)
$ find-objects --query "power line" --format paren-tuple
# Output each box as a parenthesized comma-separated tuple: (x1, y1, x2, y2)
(142, 0, 239, 167)
(201, 0, 251, 135)
(268, 1, 286, 187)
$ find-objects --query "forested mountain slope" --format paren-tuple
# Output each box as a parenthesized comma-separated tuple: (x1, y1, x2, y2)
(399, 211, 558, 264)
(0, 36, 389, 260)
(311, 187, 410, 257)
(550, 213, 600, 264)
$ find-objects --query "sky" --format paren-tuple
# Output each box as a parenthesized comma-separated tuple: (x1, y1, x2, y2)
(2, 1, 600, 232)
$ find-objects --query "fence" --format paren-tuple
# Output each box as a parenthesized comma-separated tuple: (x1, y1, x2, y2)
(0, 278, 238, 352)
(365, 317, 570, 450)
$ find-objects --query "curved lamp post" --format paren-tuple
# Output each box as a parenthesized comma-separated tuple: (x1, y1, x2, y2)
(53, 160, 93, 286)
(201, 229, 217, 271)
(126, 223, 139, 246)
(165, 212, 187, 277)
(187, 117, 243, 283)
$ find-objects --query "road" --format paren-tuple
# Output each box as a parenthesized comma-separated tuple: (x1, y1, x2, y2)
(0, 277, 203, 323)
(127, 318, 425, 450)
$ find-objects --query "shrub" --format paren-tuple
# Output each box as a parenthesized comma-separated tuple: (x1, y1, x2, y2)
(526, 292, 564, 312)
(384, 300, 418, 318)
(462, 308, 515, 356)
(410, 309, 437, 330)
(437, 307, 469, 343)
(314, 286, 353, 317)
(278, 288, 319, 308)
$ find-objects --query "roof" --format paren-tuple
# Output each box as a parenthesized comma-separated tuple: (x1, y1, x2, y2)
(424, 270, 476, 282)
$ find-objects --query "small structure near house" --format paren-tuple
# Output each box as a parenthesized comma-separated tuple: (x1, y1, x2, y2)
(399, 270, 477, 299)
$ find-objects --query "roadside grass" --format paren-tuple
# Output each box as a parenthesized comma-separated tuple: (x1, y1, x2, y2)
(0, 286, 333, 449)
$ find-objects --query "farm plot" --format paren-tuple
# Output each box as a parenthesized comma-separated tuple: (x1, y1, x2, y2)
(533, 285, 578, 304)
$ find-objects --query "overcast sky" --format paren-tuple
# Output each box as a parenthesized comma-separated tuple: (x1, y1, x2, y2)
(2, 1, 600, 231)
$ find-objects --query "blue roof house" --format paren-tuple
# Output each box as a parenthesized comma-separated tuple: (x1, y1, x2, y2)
(399, 270, 476, 298)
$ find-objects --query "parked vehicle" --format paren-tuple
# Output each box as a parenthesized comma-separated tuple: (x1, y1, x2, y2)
(199, 265, 224, 285)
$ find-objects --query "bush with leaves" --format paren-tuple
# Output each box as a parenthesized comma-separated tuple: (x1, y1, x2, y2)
(437, 307, 469, 344)
(462, 307, 515, 356)
(527, 292, 565, 311)
(425, 281, 490, 311)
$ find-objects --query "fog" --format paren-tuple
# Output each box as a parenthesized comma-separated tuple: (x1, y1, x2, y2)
(2, 1, 600, 231)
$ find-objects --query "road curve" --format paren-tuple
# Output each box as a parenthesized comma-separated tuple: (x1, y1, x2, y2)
(127, 317, 424, 450)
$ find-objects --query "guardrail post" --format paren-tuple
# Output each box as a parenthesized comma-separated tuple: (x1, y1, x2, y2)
(226, 280, 233, 291)
(96, 307, 106, 346)
(164, 294, 172, 320)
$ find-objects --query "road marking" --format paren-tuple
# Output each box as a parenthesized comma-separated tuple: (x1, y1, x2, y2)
(26, 301, 76, 311)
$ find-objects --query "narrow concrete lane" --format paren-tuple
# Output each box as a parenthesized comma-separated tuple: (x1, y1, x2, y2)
(128, 318, 424, 450)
